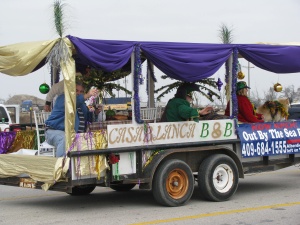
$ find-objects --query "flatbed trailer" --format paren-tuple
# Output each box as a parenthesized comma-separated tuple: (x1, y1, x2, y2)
(0, 37, 300, 206)
(0, 119, 299, 206)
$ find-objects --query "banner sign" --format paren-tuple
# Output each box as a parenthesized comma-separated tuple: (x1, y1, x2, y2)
(107, 119, 237, 148)
(237, 121, 300, 157)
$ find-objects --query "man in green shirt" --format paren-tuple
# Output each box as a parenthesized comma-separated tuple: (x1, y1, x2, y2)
(162, 83, 213, 122)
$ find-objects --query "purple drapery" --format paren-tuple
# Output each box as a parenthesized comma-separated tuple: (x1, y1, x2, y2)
(238, 44, 300, 73)
(68, 35, 136, 72)
(65, 36, 300, 125)
(68, 35, 233, 81)
(68, 35, 300, 79)
(140, 42, 233, 81)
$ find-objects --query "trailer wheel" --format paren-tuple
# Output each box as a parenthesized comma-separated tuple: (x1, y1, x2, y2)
(69, 185, 96, 196)
(152, 159, 194, 207)
(198, 154, 238, 202)
(110, 184, 136, 191)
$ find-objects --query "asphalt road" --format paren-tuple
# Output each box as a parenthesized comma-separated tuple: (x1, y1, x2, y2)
(0, 165, 299, 225)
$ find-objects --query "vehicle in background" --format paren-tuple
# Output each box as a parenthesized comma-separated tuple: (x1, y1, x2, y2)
(21, 100, 33, 112)
(103, 97, 132, 111)
(288, 102, 300, 120)
(0, 104, 20, 132)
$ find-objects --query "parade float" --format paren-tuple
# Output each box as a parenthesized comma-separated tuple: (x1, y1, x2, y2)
(1, 33, 300, 206)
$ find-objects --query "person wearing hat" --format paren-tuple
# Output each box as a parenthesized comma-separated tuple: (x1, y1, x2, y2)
(45, 81, 97, 157)
(161, 83, 213, 122)
(43, 72, 83, 112)
(225, 81, 263, 123)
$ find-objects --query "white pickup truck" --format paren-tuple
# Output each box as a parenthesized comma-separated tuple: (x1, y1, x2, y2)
(0, 104, 20, 132)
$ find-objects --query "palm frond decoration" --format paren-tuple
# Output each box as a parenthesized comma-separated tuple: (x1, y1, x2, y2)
(53, 0, 66, 37)
(218, 23, 234, 44)
(76, 68, 132, 101)
(46, 0, 69, 81)
(154, 76, 220, 102)
(218, 23, 234, 101)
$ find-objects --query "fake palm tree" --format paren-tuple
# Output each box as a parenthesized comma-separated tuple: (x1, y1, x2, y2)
(218, 23, 234, 44)
(155, 75, 220, 103)
(77, 68, 131, 101)
(53, 0, 66, 38)
(219, 23, 234, 101)
(46, 0, 68, 84)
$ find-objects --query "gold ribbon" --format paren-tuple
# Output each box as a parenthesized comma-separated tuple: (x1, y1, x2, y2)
(9, 130, 36, 153)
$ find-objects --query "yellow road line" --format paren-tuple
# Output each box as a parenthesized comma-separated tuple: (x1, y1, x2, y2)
(130, 201, 300, 225)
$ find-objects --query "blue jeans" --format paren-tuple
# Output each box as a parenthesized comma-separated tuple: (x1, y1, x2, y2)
(45, 129, 65, 157)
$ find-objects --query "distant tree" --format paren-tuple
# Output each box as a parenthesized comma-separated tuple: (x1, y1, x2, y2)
(214, 88, 227, 109)
(250, 88, 263, 108)
(4, 94, 13, 104)
(264, 87, 278, 101)
(279, 85, 299, 103)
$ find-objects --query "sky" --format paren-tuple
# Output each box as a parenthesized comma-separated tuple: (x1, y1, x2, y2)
(1, 0, 300, 105)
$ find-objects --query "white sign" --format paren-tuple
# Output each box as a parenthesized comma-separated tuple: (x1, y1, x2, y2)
(107, 119, 236, 148)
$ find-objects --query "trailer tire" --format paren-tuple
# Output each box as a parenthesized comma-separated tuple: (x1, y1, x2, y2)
(198, 154, 238, 202)
(110, 184, 136, 191)
(152, 159, 194, 207)
(69, 185, 96, 196)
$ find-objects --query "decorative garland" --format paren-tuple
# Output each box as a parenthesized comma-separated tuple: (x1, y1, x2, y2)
(46, 39, 69, 75)
(66, 131, 109, 180)
(67, 133, 80, 154)
(143, 123, 153, 144)
(231, 48, 239, 131)
(113, 162, 120, 180)
(134, 45, 144, 124)
(231, 48, 238, 118)
(224, 58, 230, 100)
(143, 150, 162, 169)
(225, 60, 229, 84)
(251, 102, 257, 115)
